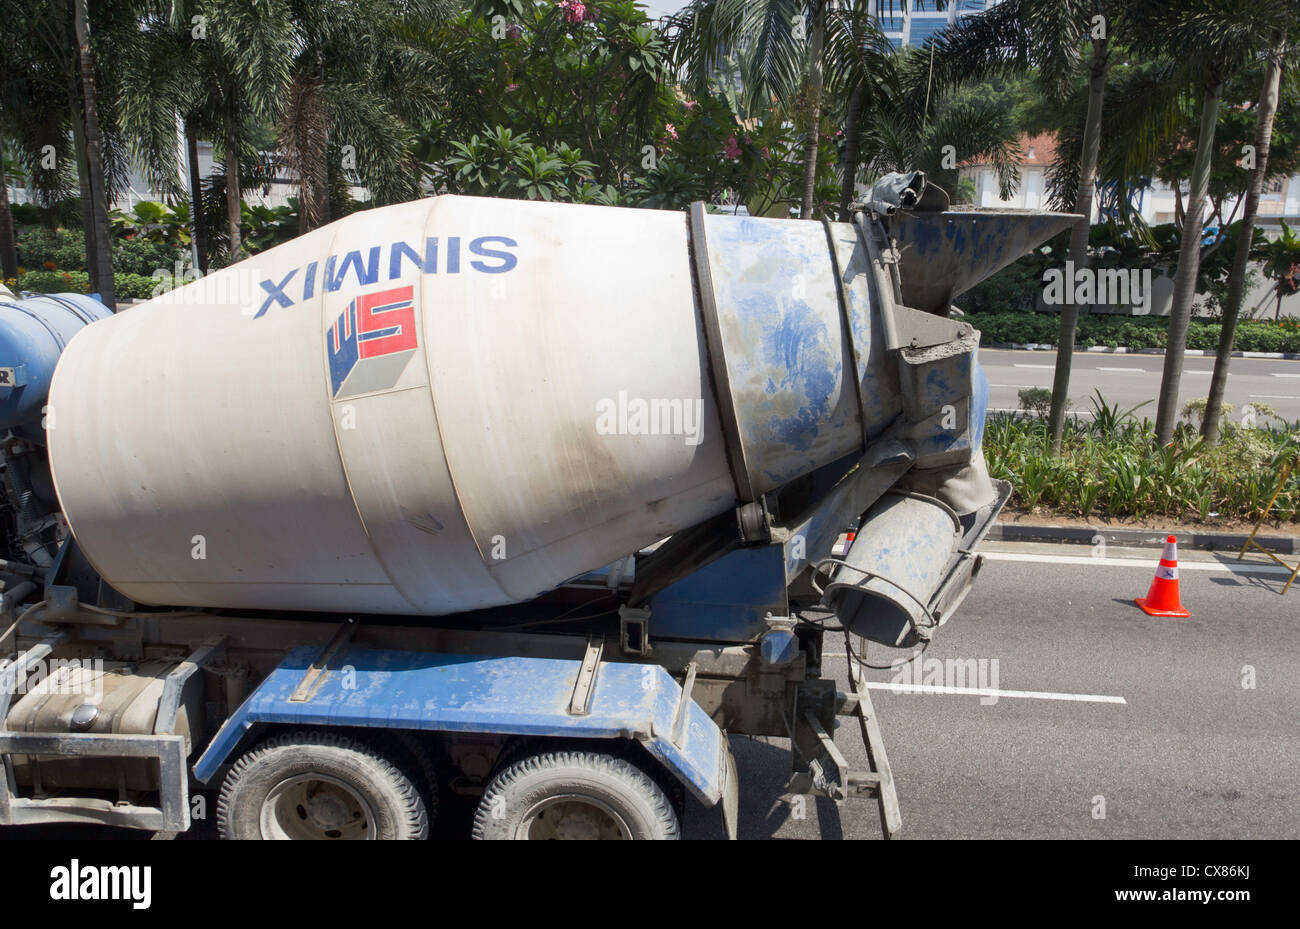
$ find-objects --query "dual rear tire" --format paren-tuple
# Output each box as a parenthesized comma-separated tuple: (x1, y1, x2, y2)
(216, 731, 679, 840)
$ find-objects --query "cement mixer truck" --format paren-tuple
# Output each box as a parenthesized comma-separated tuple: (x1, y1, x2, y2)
(0, 180, 1074, 839)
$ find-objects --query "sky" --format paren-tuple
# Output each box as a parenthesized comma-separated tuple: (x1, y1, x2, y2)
(636, 0, 686, 20)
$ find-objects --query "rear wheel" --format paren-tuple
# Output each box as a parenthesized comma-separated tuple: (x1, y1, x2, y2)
(472, 749, 679, 840)
(217, 731, 428, 840)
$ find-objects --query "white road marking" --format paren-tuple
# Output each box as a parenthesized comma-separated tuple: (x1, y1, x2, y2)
(815, 665, 1128, 705)
(987, 408, 1095, 416)
(1014, 363, 1055, 369)
(1097, 366, 1145, 372)
(861, 681, 1128, 705)
(1249, 394, 1299, 400)
(1182, 369, 1212, 374)
(1272, 373, 1300, 378)
(989, 384, 1034, 389)
(982, 550, 1294, 576)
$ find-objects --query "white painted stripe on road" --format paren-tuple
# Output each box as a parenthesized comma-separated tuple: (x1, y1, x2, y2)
(988, 408, 1096, 417)
(816, 667, 1129, 705)
(989, 384, 1034, 388)
(1271, 373, 1300, 377)
(1249, 394, 1299, 400)
(1097, 366, 1145, 372)
(861, 681, 1128, 705)
(982, 550, 1294, 576)
(1014, 363, 1055, 369)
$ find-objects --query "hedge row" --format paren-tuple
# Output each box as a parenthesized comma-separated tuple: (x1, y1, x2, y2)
(7, 270, 178, 301)
(968, 311, 1300, 354)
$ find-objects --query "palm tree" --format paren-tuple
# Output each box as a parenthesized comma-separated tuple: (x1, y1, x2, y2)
(203, 0, 293, 260)
(668, 0, 878, 220)
(0, 145, 17, 280)
(1125, 0, 1294, 445)
(829, 2, 897, 217)
(918, 0, 1126, 453)
(855, 77, 1023, 204)
(277, 0, 445, 233)
(1201, 34, 1294, 445)
(0, 7, 81, 272)
(73, 0, 115, 306)
(1, 0, 126, 304)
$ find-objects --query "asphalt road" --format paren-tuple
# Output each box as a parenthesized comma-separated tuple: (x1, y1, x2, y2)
(683, 541, 1300, 840)
(6, 541, 1295, 842)
(980, 348, 1300, 423)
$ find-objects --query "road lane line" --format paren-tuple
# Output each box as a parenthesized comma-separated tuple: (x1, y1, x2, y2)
(982, 550, 1293, 576)
(1249, 394, 1299, 400)
(988, 408, 1095, 416)
(1272, 373, 1300, 378)
(1097, 366, 1145, 372)
(1014, 363, 1055, 369)
(814, 670, 1128, 705)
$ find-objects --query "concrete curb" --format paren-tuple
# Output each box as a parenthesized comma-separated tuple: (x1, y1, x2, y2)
(990, 521, 1298, 555)
(986, 342, 1300, 360)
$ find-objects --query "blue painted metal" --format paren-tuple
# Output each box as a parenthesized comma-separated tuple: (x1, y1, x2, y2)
(760, 628, 798, 666)
(0, 293, 110, 431)
(971, 356, 989, 450)
(192, 646, 728, 805)
(891, 210, 1079, 315)
(646, 543, 788, 642)
(701, 214, 864, 495)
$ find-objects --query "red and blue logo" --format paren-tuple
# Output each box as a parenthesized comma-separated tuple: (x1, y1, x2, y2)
(327, 284, 418, 399)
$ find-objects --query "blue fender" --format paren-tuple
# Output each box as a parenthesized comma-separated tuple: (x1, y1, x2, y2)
(193, 646, 733, 807)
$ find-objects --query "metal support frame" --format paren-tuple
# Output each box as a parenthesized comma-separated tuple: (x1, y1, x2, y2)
(568, 635, 603, 716)
(0, 635, 223, 831)
(0, 732, 189, 831)
(289, 618, 356, 702)
(842, 640, 902, 840)
(785, 631, 902, 840)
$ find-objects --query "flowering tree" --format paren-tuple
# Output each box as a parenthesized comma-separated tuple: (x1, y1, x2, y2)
(425, 0, 798, 211)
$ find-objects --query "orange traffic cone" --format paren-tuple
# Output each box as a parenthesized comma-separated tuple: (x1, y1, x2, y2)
(1136, 535, 1190, 618)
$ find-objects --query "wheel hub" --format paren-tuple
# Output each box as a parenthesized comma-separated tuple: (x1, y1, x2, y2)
(518, 796, 629, 840)
(260, 774, 377, 840)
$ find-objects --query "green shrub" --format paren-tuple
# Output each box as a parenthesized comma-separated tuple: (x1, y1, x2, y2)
(16, 227, 86, 272)
(15, 270, 178, 301)
(113, 237, 185, 277)
(969, 310, 1300, 353)
(115, 273, 179, 300)
(983, 392, 1299, 523)
(16, 270, 90, 293)
(1018, 387, 1052, 415)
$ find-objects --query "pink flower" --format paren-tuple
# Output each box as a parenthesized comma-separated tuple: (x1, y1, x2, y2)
(558, 0, 586, 24)
(684, 100, 697, 110)
(506, 83, 520, 92)
(664, 123, 678, 140)
(723, 135, 742, 159)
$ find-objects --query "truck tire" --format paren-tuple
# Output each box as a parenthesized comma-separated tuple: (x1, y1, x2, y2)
(217, 730, 428, 840)
(472, 749, 680, 840)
